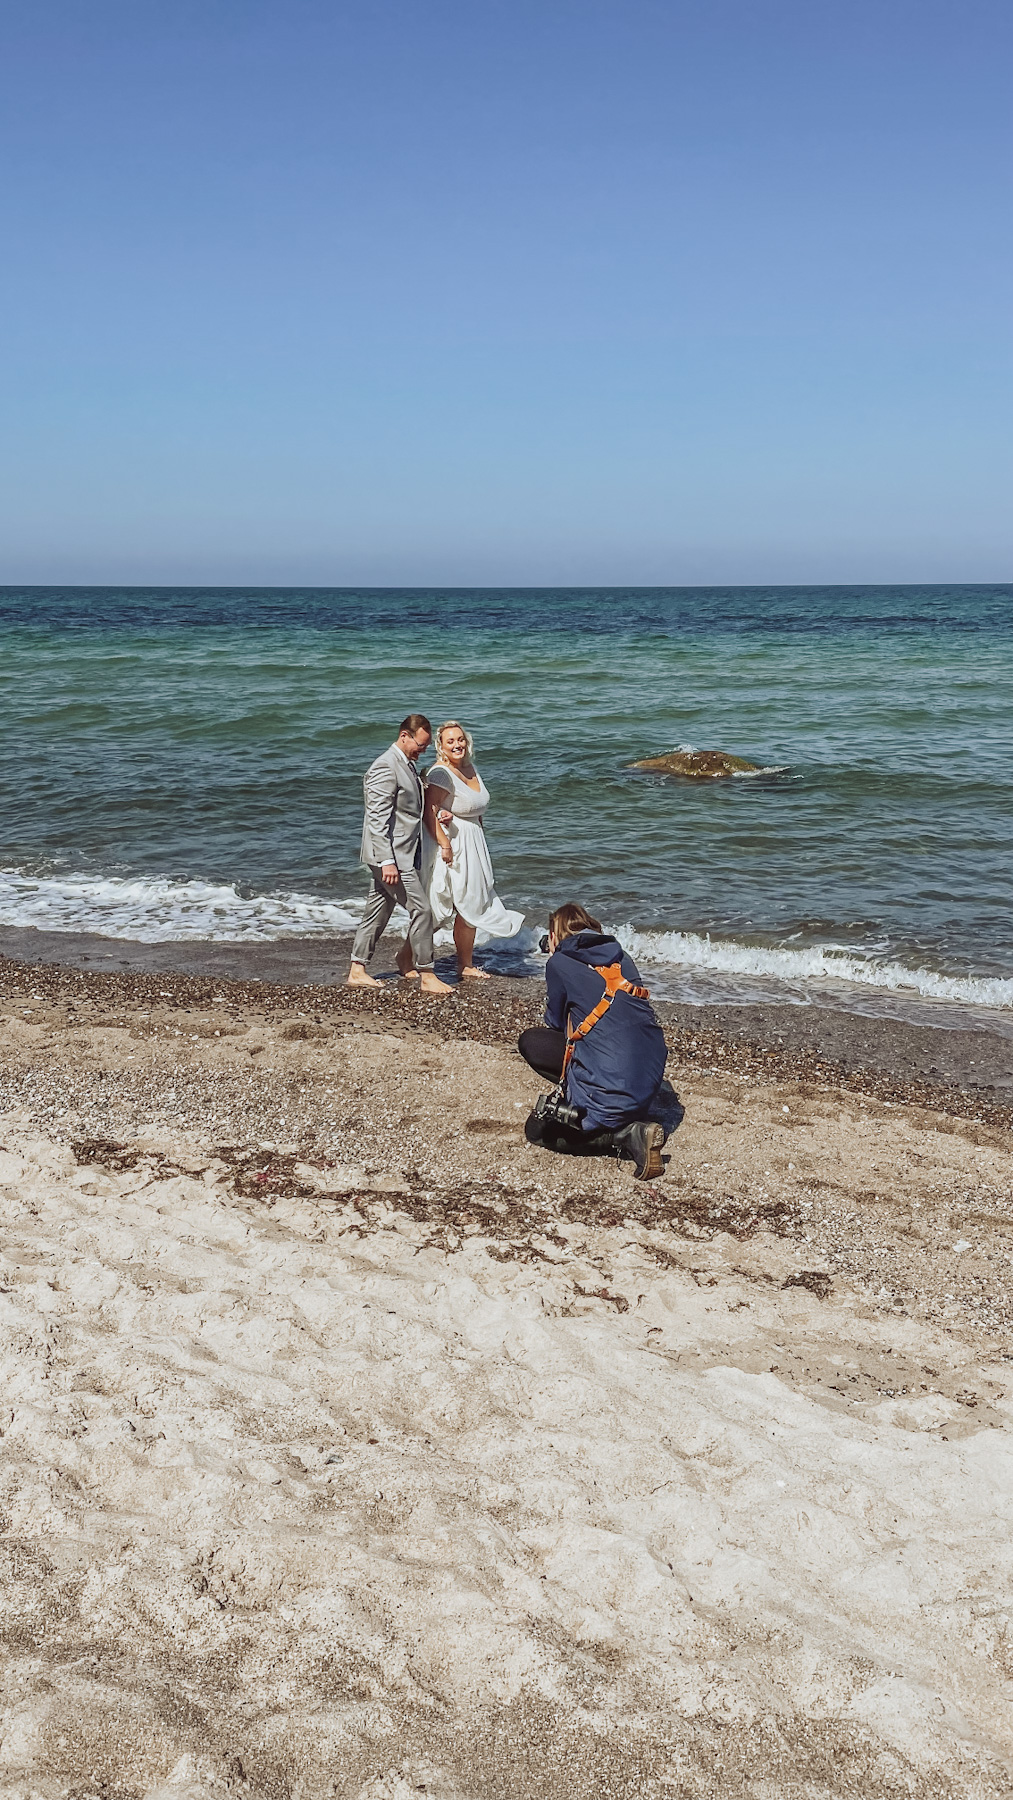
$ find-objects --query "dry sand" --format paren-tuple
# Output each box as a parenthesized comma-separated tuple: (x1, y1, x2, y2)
(2, 956, 1013, 1799)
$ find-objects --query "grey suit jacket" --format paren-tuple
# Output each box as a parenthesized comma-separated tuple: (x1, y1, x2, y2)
(359, 745, 425, 872)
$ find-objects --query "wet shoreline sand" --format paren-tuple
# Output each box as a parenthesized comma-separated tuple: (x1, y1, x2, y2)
(1, 923, 1011, 1117)
(3, 936, 1013, 1795)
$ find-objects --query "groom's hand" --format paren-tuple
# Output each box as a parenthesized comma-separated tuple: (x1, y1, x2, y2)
(381, 862, 399, 885)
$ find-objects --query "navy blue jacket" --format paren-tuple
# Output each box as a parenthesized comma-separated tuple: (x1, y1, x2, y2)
(545, 931, 668, 1130)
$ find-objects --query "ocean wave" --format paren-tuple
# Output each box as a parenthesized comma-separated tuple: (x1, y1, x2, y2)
(1, 868, 1010, 1013)
(0, 870, 363, 942)
(614, 925, 1013, 1010)
(0, 866, 551, 958)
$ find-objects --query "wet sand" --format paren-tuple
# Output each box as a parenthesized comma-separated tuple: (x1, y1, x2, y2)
(2, 939, 1013, 1797)
(2, 922, 1012, 1103)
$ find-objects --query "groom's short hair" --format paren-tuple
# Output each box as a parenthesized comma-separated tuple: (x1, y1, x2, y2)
(399, 713, 432, 736)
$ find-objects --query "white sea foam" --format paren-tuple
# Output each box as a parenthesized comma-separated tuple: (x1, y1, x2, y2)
(614, 924, 1013, 1011)
(1, 869, 1009, 1014)
(0, 869, 362, 943)
(0, 866, 551, 959)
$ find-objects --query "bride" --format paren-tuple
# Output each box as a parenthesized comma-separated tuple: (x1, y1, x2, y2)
(422, 721, 524, 980)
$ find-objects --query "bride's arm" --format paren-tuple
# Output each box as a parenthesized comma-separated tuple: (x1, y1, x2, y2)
(423, 777, 455, 864)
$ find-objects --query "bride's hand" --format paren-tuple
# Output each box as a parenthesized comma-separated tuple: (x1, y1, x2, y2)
(440, 844, 454, 866)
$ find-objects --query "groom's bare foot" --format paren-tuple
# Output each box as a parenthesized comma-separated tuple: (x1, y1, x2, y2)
(458, 965, 490, 981)
(419, 971, 454, 996)
(347, 961, 381, 988)
(396, 944, 420, 980)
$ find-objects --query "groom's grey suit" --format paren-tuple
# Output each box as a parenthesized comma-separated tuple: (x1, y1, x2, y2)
(351, 744, 435, 972)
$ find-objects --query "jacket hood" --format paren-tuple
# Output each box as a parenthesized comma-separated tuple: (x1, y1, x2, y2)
(558, 929, 624, 967)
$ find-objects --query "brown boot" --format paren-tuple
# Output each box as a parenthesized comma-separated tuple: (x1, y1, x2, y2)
(614, 1119, 665, 1180)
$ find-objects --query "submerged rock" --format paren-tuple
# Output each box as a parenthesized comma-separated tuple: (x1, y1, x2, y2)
(629, 749, 761, 779)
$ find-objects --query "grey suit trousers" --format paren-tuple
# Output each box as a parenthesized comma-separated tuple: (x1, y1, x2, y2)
(351, 864, 435, 971)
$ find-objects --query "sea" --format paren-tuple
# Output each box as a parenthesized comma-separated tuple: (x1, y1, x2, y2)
(1, 585, 1011, 1029)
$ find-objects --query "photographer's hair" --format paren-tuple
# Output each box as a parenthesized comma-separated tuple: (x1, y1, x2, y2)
(399, 713, 431, 737)
(434, 719, 474, 764)
(549, 902, 603, 942)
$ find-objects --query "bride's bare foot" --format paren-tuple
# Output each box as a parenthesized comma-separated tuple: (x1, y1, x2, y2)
(347, 961, 381, 988)
(458, 965, 490, 980)
(396, 945, 420, 980)
(419, 971, 454, 996)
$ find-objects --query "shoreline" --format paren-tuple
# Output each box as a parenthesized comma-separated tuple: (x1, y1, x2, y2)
(1, 928, 1011, 1121)
(5, 918, 1013, 1030)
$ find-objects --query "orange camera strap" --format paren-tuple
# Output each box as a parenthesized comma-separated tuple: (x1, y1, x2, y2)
(561, 963, 650, 1077)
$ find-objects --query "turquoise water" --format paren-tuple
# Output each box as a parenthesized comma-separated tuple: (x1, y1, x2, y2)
(1, 585, 1011, 1014)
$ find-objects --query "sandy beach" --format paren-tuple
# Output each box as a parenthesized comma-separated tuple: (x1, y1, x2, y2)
(2, 950, 1013, 1797)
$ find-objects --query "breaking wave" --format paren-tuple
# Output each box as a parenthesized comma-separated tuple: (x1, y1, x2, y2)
(1, 868, 1011, 1014)
(0, 869, 363, 943)
(613, 925, 1013, 1011)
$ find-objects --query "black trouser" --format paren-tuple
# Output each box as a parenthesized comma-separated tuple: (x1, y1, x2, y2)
(517, 1027, 619, 1155)
(517, 1027, 567, 1083)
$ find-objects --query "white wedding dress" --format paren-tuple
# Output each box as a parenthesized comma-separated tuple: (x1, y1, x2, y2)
(424, 764, 524, 942)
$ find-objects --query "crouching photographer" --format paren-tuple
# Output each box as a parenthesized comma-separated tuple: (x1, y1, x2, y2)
(518, 902, 669, 1181)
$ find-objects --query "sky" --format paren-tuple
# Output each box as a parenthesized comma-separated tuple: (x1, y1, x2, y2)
(0, 0, 1010, 586)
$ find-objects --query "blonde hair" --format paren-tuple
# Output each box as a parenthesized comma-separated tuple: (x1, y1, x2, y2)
(434, 720, 474, 765)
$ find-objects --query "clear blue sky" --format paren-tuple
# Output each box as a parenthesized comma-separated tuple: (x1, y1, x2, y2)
(1, 0, 1010, 585)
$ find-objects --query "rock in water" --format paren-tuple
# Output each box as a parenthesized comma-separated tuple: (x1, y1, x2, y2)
(629, 749, 761, 778)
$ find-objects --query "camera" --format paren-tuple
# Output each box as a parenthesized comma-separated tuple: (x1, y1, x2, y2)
(533, 1087, 583, 1132)
(538, 933, 550, 954)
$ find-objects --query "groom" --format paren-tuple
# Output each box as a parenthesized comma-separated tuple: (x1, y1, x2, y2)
(348, 714, 453, 995)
